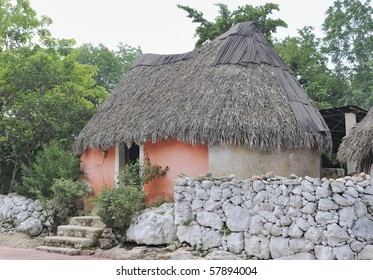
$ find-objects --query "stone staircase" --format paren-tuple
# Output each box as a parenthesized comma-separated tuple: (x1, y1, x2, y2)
(36, 216, 106, 256)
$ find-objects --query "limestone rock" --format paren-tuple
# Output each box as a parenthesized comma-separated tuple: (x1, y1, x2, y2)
(245, 235, 270, 260)
(325, 224, 350, 246)
(196, 211, 222, 230)
(276, 253, 315, 260)
(269, 237, 290, 259)
(223, 204, 250, 232)
(333, 245, 355, 260)
(358, 245, 373, 260)
(17, 217, 43, 236)
(314, 245, 336, 260)
(177, 224, 202, 247)
(338, 207, 356, 228)
(227, 232, 244, 254)
(202, 230, 221, 249)
(352, 216, 373, 240)
(318, 198, 339, 211)
(126, 203, 176, 245)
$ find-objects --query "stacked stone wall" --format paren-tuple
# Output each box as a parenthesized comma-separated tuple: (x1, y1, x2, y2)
(174, 173, 373, 260)
(0, 193, 52, 236)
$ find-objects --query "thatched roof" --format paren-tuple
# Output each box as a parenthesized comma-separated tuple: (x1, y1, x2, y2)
(337, 106, 373, 163)
(75, 22, 332, 155)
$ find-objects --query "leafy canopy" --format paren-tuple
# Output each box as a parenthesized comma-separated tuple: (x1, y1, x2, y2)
(177, 2, 287, 48)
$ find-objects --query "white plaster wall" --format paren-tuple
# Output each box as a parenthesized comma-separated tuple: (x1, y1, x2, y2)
(208, 145, 321, 178)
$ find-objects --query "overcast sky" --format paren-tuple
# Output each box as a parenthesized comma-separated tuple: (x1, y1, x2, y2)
(28, 0, 336, 54)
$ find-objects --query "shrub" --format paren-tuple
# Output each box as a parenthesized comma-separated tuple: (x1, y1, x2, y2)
(46, 178, 92, 232)
(18, 140, 82, 199)
(95, 185, 145, 232)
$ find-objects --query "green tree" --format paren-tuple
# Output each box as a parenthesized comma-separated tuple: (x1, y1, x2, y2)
(177, 2, 287, 48)
(0, 0, 52, 51)
(0, 47, 108, 194)
(274, 27, 349, 109)
(76, 43, 142, 91)
(322, 0, 373, 109)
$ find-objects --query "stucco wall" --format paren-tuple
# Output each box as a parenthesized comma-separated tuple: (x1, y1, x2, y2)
(144, 140, 209, 203)
(208, 145, 321, 178)
(80, 147, 116, 194)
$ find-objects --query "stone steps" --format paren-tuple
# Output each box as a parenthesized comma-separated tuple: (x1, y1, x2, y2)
(43, 235, 94, 249)
(36, 246, 81, 256)
(36, 216, 106, 256)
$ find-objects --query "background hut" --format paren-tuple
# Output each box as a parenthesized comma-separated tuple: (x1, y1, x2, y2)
(75, 22, 332, 202)
(338, 107, 373, 176)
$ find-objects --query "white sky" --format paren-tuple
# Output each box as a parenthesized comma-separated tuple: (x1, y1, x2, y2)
(28, 0, 336, 54)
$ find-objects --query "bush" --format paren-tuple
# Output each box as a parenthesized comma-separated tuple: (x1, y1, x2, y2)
(95, 185, 145, 232)
(18, 140, 83, 198)
(46, 178, 92, 232)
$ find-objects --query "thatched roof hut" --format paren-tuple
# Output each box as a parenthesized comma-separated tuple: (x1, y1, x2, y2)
(75, 22, 331, 156)
(338, 107, 373, 174)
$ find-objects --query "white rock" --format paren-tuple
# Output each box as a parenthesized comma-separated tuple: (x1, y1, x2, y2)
(269, 237, 290, 259)
(345, 187, 359, 198)
(357, 245, 373, 260)
(16, 211, 29, 224)
(126, 203, 176, 245)
(289, 238, 306, 254)
(318, 198, 339, 211)
(296, 217, 310, 231)
(260, 211, 277, 224)
(177, 224, 202, 247)
(301, 202, 317, 214)
(280, 215, 292, 226)
(354, 201, 367, 217)
(202, 180, 214, 189)
(17, 217, 43, 236)
(333, 245, 355, 260)
(253, 180, 265, 192)
(325, 224, 350, 246)
(338, 207, 356, 228)
(204, 200, 222, 211)
(288, 223, 303, 238)
(245, 235, 270, 260)
(191, 199, 204, 211)
(277, 195, 290, 206)
(276, 253, 315, 260)
(196, 211, 223, 230)
(333, 194, 352, 206)
(289, 195, 303, 208)
(305, 227, 323, 244)
(331, 181, 346, 193)
(223, 204, 250, 232)
(202, 230, 221, 249)
(316, 186, 331, 198)
(227, 232, 244, 254)
(349, 240, 364, 252)
(314, 245, 336, 260)
(315, 211, 334, 225)
(250, 215, 264, 235)
(253, 191, 267, 205)
(209, 186, 222, 201)
(270, 225, 283, 237)
(352, 216, 373, 240)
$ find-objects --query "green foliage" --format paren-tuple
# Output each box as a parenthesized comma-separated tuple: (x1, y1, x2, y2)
(95, 185, 145, 232)
(76, 43, 142, 91)
(177, 2, 287, 48)
(220, 223, 231, 236)
(0, 0, 53, 51)
(46, 178, 93, 232)
(273, 26, 349, 109)
(95, 157, 168, 232)
(322, 0, 373, 109)
(17, 141, 82, 198)
(143, 155, 169, 184)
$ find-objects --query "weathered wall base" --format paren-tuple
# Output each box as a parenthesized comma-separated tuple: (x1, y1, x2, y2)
(209, 146, 321, 178)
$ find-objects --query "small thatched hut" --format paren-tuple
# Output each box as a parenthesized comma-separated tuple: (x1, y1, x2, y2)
(75, 22, 331, 202)
(338, 107, 373, 176)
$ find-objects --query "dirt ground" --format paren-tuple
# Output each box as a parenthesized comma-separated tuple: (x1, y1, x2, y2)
(0, 232, 45, 249)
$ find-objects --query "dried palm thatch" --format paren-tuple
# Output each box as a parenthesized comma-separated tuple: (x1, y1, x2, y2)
(75, 22, 331, 155)
(338, 107, 373, 173)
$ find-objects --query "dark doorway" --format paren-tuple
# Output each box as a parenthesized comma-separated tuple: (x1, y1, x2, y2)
(125, 143, 140, 164)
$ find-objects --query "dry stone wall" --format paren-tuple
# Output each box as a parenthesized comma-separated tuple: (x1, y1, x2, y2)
(174, 173, 373, 260)
(0, 193, 53, 236)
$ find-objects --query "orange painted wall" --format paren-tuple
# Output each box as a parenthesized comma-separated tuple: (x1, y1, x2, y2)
(80, 147, 116, 195)
(144, 140, 209, 204)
